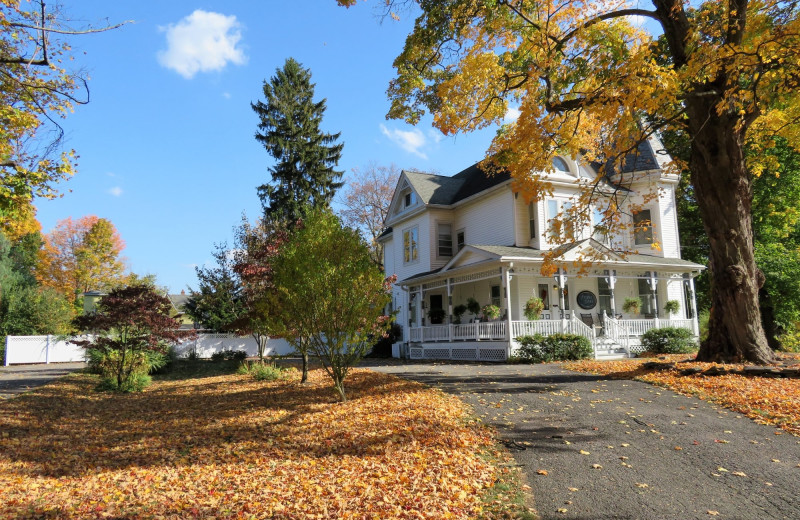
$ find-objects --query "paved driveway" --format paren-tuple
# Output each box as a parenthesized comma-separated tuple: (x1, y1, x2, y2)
(0, 363, 86, 399)
(368, 361, 800, 520)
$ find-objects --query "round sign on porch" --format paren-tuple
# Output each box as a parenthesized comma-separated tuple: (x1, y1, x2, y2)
(576, 290, 597, 310)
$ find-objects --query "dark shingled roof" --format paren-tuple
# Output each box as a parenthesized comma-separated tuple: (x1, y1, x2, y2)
(404, 141, 660, 208)
(593, 140, 661, 176)
(404, 164, 511, 206)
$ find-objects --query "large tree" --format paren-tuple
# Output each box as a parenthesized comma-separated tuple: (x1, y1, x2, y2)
(269, 209, 393, 402)
(1, 1, 124, 231)
(252, 57, 344, 224)
(0, 230, 74, 339)
(37, 215, 126, 299)
(339, 162, 400, 267)
(338, 0, 800, 364)
(231, 217, 295, 364)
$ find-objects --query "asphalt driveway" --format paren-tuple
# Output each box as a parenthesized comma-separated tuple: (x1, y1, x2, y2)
(368, 361, 800, 520)
(0, 362, 86, 399)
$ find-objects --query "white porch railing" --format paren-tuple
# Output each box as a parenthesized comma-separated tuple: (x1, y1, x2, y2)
(409, 322, 508, 343)
(616, 318, 695, 337)
(603, 312, 630, 356)
(511, 320, 563, 337)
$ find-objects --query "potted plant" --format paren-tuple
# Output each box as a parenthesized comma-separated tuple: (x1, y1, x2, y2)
(452, 304, 467, 324)
(466, 297, 481, 317)
(623, 297, 642, 315)
(664, 300, 680, 316)
(481, 304, 501, 321)
(427, 308, 446, 324)
(523, 297, 545, 321)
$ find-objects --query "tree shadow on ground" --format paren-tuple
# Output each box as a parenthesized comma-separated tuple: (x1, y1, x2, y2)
(0, 369, 460, 479)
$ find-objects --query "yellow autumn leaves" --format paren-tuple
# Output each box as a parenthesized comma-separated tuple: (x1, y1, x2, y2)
(0, 368, 498, 519)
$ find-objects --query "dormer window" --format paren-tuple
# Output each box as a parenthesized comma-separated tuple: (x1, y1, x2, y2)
(552, 157, 570, 173)
(404, 191, 416, 208)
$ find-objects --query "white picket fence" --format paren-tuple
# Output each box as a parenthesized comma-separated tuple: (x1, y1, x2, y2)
(4, 334, 295, 366)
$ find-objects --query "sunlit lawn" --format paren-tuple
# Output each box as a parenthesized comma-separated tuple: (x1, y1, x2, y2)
(0, 364, 502, 519)
(564, 354, 800, 435)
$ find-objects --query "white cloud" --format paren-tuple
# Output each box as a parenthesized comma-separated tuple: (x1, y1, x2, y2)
(504, 106, 521, 122)
(380, 124, 428, 159)
(108, 186, 123, 197)
(427, 129, 443, 144)
(222, 92, 231, 99)
(157, 10, 247, 79)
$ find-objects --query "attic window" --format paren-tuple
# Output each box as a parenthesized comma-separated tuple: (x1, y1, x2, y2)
(404, 191, 416, 208)
(552, 157, 570, 173)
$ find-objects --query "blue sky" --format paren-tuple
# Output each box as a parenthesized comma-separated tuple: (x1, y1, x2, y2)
(34, 1, 503, 292)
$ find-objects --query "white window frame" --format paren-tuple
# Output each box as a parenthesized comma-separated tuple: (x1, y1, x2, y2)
(633, 208, 654, 246)
(403, 226, 419, 265)
(437, 222, 453, 259)
(456, 229, 465, 252)
(546, 198, 575, 241)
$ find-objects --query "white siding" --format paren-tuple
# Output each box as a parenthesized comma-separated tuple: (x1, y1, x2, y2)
(391, 213, 432, 283)
(428, 208, 456, 270)
(454, 188, 515, 246)
(659, 184, 681, 258)
(665, 279, 686, 318)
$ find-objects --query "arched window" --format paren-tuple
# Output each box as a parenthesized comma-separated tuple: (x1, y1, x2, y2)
(552, 157, 570, 173)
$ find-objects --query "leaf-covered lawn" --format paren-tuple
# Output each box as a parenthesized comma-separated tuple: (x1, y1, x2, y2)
(564, 355, 800, 435)
(0, 368, 498, 519)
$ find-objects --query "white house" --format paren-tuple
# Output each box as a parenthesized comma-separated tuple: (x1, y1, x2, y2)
(380, 137, 704, 360)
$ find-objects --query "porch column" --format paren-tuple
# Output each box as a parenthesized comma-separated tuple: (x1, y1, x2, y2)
(648, 271, 659, 326)
(447, 278, 453, 342)
(555, 268, 567, 332)
(605, 270, 617, 316)
(688, 275, 699, 336)
(503, 266, 512, 341)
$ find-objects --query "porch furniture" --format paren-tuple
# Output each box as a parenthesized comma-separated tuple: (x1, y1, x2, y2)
(580, 313, 594, 327)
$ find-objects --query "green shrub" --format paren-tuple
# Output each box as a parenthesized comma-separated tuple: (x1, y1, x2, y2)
(641, 327, 698, 354)
(515, 333, 593, 363)
(89, 349, 154, 392)
(777, 327, 800, 353)
(698, 309, 710, 343)
(185, 349, 200, 362)
(238, 360, 285, 381)
(211, 349, 248, 362)
(99, 371, 151, 393)
(148, 345, 177, 375)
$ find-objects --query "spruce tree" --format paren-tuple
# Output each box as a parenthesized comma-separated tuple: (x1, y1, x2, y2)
(252, 58, 344, 224)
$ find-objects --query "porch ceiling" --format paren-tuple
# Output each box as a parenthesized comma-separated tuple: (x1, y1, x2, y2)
(399, 242, 705, 287)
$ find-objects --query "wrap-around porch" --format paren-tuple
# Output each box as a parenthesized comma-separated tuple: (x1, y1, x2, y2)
(400, 249, 704, 360)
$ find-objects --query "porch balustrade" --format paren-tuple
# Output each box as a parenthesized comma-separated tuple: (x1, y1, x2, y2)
(409, 317, 696, 344)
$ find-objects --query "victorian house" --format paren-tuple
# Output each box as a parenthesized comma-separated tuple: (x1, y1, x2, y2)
(380, 137, 704, 360)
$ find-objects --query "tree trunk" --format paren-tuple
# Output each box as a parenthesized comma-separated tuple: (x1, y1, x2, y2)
(758, 287, 782, 351)
(686, 105, 776, 364)
(300, 351, 309, 384)
(333, 377, 347, 402)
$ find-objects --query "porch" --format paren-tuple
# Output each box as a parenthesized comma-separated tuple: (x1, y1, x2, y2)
(405, 314, 698, 361)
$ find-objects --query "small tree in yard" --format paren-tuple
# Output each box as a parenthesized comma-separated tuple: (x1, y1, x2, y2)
(271, 210, 393, 402)
(72, 285, 195, 391)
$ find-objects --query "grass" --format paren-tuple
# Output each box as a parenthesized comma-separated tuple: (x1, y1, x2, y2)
(564, 354, 800, 435)
(0, 365, 526, 519)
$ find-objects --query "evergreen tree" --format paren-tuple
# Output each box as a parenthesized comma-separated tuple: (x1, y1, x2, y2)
(185, 244, 245, 333)
(252, 58, 344, 224)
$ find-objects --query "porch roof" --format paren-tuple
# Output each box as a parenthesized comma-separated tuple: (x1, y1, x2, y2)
(399, 241, 705, 286)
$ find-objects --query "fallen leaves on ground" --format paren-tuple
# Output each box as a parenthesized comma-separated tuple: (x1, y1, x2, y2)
(0, 368, 498, 519)
(564, 355, 800, 435)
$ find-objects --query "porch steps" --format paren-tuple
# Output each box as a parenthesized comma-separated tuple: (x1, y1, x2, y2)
(594, 337, 630, 360)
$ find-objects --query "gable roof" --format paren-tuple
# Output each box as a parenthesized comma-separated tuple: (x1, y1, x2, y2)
(403, 164, 511, 207)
